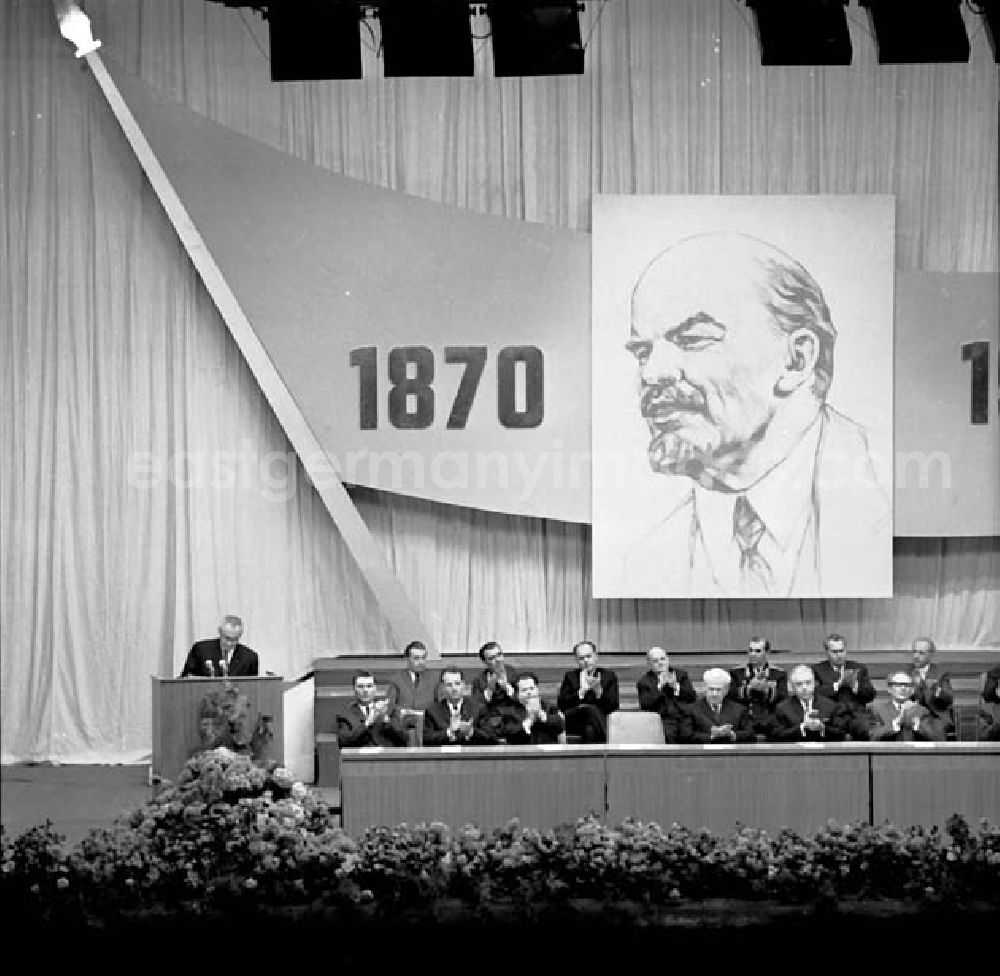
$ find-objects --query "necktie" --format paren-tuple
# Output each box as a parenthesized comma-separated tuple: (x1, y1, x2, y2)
(733, 495, 774, 595)
(712, 703, 721, 720)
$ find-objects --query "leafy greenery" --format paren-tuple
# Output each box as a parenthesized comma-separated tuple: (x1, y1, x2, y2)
(3, 748, 998, 930)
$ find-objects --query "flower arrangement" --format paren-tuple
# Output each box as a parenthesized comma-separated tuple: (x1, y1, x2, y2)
(3, 750, 998, 937)
(197, 682, 273, 758)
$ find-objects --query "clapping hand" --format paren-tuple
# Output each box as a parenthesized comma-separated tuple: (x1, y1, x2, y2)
(368, 698, 391, 724)
(455, 718, 474, 738)
(523, 694, 543, 720)
(803, 708, 825, 732)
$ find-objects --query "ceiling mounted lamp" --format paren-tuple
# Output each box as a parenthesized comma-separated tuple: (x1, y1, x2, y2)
(379, 1, 474, 77)
(486, 1, 585, 77)
(54, 0, 102, 58)
(267, 1, 363, 81)
(859, 0, 971, 63)
(745, 0, 852, 65)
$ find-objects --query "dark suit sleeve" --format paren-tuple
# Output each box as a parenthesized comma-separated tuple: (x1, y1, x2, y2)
(814, 665, 836, 701)
(854, 666, 875, 706)
(822, 703, 848, 741)
(336, 709, 371, 748)
(540, 705, 565, 738)
(469, 702, 499, 745)
(637, 674, 664, 712)
(770, 704, 805, 742)
(381, 710, 409, 747)
(239, 647, 259, 677)
(556, 673, 577, 714)
(730, 705, 755, 743)
(676, 670, 696, 704)
(931, 672, 954, 710)
(772, 672, 788, 704)
(180, 644, 202, 678)
(595, 671, 619, 715)
(422, 706, 449, 746)
(727, 670, 747, 704)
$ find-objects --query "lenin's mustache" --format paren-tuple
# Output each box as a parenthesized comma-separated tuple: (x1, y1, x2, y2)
(640, 384, 707, 418)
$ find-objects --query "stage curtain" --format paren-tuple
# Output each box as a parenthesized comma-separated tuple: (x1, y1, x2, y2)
(1, 1, 996, 762)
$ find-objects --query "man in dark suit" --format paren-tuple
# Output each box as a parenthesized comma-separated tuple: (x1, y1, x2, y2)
(813, 633, 875, 740)
(685, 668, 754, 744)
(771, 665, 848, 742)
(978, 665, 1000, 741)
(636, 645, 696, 743)
(869, 671, 937, 742)
(180, 615, 259, 677)
(498, 673, 565, 745)
(336, 671, 408, 748)
(470, 641, 520, 713)
(423, 668, 499, 746)
(557, 640, 620, 743)
(727, 637, 787, 739)
(385, 640, 441, 744)
(908, 637, 955, 740)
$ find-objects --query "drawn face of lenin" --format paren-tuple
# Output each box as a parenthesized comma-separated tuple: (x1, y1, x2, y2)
(627, 233, 831, 485)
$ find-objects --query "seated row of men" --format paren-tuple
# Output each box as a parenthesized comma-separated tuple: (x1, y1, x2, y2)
(335, 634, 988, 747)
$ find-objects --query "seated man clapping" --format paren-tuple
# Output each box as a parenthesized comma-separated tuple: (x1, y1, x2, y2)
(869, 671, 937, 742)
(423, 668, 498, 746)
(499, 673, 565, 745)
(771, 665, 848, 742)
(685, 668, 754, 744)
(336, 671, 408, 748)
(556, 640, 620, 744)
(637, 646, 696, 743)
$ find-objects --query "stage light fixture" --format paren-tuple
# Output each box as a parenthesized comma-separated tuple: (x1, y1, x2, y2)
(487, 2, 585, 77)
(859, 0, 970, 63)
(267, 1, 363, 81)
(379, 1, 474, 77)
(55, 0, 102, 58)
(746, 1, 852, 65)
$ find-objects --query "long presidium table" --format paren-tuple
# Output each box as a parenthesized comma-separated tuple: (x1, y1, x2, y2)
(339, 743, 1000, 835)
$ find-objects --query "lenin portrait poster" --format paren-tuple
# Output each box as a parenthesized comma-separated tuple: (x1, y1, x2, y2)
(591, 196, 894, 600)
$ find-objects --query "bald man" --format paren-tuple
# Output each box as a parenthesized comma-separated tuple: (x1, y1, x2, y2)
(180, 614, 259, 678)
(621, 232, 890, 599)
(636, 646, 696, 743)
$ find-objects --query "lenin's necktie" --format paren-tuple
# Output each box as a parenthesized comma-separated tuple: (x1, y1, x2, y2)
(733, 495, 775, 595)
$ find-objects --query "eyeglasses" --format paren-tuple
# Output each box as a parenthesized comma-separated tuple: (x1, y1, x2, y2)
(889, 681, 913, 687)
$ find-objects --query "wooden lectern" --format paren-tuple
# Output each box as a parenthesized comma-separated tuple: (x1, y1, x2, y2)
(151, 676, 284, 783)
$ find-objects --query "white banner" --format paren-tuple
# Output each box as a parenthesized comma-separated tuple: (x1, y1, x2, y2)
(108, 62, 997, 544)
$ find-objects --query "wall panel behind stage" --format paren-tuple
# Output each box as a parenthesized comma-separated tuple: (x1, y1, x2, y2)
(1, 1, 997, 763)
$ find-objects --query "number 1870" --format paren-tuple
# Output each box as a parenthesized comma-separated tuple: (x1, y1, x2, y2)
(349, 345, 544, 430)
